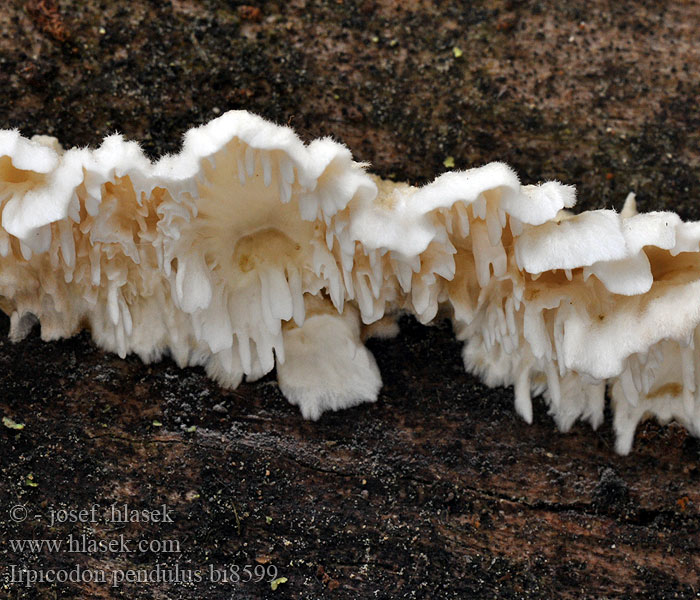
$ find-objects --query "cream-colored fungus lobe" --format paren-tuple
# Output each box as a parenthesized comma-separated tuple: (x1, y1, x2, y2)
(1, 110, 699, 454)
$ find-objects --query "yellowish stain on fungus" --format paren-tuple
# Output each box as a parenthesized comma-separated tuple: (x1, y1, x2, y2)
(647, 382, 683, 400)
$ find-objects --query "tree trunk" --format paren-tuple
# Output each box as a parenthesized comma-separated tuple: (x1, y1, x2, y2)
(1, 1, 698, 597)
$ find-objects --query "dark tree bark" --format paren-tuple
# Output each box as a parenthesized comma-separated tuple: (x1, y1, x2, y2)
(1, 1, 699, 598)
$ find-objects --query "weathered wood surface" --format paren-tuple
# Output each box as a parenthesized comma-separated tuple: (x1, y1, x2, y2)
(1, 1, 699, 598)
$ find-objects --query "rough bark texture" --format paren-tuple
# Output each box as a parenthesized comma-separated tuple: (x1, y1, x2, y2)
(1, 1, 699, 598)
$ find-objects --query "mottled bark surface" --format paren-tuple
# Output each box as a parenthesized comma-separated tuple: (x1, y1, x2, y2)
(1, 1, 699, 598)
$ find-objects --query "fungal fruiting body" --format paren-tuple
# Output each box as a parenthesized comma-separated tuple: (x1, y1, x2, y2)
(1, 111, 699, 453)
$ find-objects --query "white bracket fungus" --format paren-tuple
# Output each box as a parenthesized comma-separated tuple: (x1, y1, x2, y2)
(1, 110, 699, 454)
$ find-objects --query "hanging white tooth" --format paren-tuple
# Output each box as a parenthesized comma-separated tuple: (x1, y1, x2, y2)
(498, 208, 507, 228)
(613, 409, 636, 456)
(565, 269, 572, 281)
(299, 195, 311, 219)
(341, 263, 355, 298)
(486, 306, 495, 332)
(20, 241, 32, 260)
(83, 281, 98, 306)
(491, 312, 500, 344)
(432, 253, 455, 280)
(619, 365, 639, 407)
(408, 254, 421, 273)
(58, 220, 75, 268)
(471, 220, 494, 288)
(201, 297, 234, 353)
(473, 195, 487, 220)
(191, 312, 203, 342)
(279, 178, 292, 204)
(552, 317, 566, 376)
(287, 266, 305, 326)
(326, 228, 334, 251)
(629, 355, 642, 392)
(423, 292, 438, 323)
(485, 325, 494, 350)
(494, 253, 510, 285)
(334, 214, 348, 234)
(340, 246, 354, 272)
(85, 191, 100, 216)
(300, 193, 319, 221)
(215, 347, 235, 378)
(486, 206, 502, 246)
(67, 193, 80, 222)
(355, 273, 373, 317)
(255, 337, 275, 374)
(502, 335, 514, 355)
(107, 283, 120, 326)
(455, 202, 470, 237)
(498, 302, 508, 336)
(9, 312, 36, 342)
(443, 208, 454, 235)
(505, 296, 517, 338)
(320, 191, 336, 217)
(685, 332, 695, 349)
(328, 268, 344, 310)
(545, 360, 561, 409)
(280, 158, 295, 184)
(642, 364, 655, 395)
(312, 242, 325, 276)
(413, 281, 430, 317)
(119, 294, 133, 336)
(371, 253, 383, 290)
(116, 322, 126, 359)
(682, 386, 695, 418)
(369, 249, 378, 269)
(236, 333, 252, 374)
(392, 258, 409, 290)
(586, 382, 605, 430)
(245, 146, 255, 177)
(273, 330, 285, 365)
(266, 268, 293, 321)
(513, 285, 523, 308)
(514, 366, 533, 423)
(509, 216, 523, 236)
(258, 270, 281, 335)
(237, 155, 246, 185)
(681, 345, 695, 415)
(367, 264, 382, 298)
(262, 152, 272, 187)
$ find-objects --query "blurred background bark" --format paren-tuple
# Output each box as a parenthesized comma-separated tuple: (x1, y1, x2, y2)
(1, 1, 698, 598)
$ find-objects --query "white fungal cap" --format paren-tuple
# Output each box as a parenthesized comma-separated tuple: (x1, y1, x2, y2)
(0, 132, 62, 257)
(351, 163, 522, 258)
(581, 211, 682, 296)
(515, 210, 629, 274)
(0, 130, 59, 172)
(150, 112, 377, 388)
